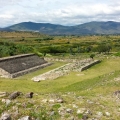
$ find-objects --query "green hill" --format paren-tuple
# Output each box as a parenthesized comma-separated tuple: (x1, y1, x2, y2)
(3, 21, 120, 35)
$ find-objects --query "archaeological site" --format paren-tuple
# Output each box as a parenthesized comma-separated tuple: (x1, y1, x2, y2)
(0, 54, 52, 78)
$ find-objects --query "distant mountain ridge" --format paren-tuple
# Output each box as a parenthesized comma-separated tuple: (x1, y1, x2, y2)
(2, 21, 120, 35)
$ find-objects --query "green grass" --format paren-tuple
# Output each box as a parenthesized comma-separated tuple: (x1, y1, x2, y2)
(0, 62, 66, 92)
(0, 57, 120, 94)
(1, 32, 120, 119)
(0, 56, 120, 119)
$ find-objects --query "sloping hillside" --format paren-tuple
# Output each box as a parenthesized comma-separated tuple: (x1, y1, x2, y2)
(0, 57, 120, 119)
(4, 21, 120, 35)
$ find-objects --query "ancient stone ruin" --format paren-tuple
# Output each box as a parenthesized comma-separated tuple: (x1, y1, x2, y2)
(0, 54, 52, 78)
(32, 59, 101, 82)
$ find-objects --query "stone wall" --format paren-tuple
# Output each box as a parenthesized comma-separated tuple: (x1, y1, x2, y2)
(32, 63, 73, 81)
(80, 60, 101, 71)
(32, 59, 101, 82)
(0, 54, 51, 78)
(0, 68, 10, 78)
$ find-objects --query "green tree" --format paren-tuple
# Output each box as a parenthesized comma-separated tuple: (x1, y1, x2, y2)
(90, 54, 95, 60)
(97, 44, 112, 54)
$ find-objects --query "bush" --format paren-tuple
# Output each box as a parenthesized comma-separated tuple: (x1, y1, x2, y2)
(114, 52, 120, 56)
(90, 54, 95, 59)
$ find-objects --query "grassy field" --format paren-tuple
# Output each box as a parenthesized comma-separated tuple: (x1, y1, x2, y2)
(0, 31, 120, 119)
(0, 57, 120, 94)
(0, 56, 120, 119)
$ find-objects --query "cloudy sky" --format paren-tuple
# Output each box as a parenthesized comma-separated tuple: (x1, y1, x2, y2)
(0, 0, 120, 27)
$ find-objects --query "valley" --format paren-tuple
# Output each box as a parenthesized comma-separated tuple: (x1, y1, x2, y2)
(0, 31, 120, 119)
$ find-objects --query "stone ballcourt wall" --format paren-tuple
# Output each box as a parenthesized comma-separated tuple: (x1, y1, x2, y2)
(32, 59, 101, 82)
(0, 54, 52, 78)
(80, 60, 101, 71)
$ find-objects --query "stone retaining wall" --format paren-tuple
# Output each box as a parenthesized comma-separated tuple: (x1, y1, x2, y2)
(80, 60, 101, 71)
(32, 59, 101, 82)
(44, 57, 81, 63)
(32, 63, 73, 81)
(0, 54, 51, 78)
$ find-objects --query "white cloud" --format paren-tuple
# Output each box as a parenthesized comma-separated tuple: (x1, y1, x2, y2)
(0, 0, 120, 27)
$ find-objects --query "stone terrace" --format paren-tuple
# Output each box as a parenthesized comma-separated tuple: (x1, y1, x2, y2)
(0, 54, 52, 78)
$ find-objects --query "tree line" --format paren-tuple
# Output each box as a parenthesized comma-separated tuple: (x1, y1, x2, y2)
(0, 41, 32, 57)
(0, 40, 113, 57)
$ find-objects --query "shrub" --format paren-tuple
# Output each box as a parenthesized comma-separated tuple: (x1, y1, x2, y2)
(90, 54, 95, 59)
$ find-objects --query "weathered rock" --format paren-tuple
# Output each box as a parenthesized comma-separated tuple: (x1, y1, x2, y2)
(50, 111, 55, 116)
(85, 110, 92, 115)
(58, 107, 66, 116)
(66, 108, 73, 113)
(12, 110, 19, 119)
(87, 100, 94, 104)
(0, 92, 8, 98)
(68, 116, 75, 120)
(49, 99, 55, 103)
(77, 108, 86, 114)
(82, 114, 88, 120)
(9, 91, 21, 100)
(90, 118, 98, 120)
(105, 112, 110, 116)
(0, 113, 11, 120)
(72, 104, 78, 108)
(41, 99, 48, 103)
(33, 78, 41, 82)
(12, 106, 19, 111)
(0, 92, 7, 94)
(6, 99, 11, 106)
(56, 98, 64, 103)
(18, 116, 31, 120)
(114, 77, 120, 81)
(96, 112, 103, 118)
(1, 99, 11, 106)
(25, 92, 34, 98)
(77, 109, 82, 114)
(113, 90, 120, 99)
(1, 99, 6, 103)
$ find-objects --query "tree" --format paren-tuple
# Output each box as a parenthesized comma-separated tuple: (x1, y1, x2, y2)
(90, 54, 95, 60)
(69, 47, 74, 55)
(77, 46, 81, 53)
(86, 46, 92, 53)
(97, 44, 112, 54)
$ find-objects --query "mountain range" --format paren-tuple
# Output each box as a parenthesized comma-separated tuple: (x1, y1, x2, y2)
(1, 21, 120, 35)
